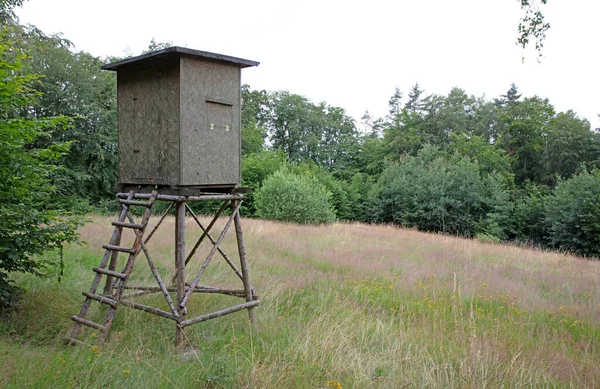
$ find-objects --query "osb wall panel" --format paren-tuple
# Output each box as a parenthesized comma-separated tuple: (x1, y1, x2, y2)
(118, 58, 180, 185)
(180, 57, 241, 186)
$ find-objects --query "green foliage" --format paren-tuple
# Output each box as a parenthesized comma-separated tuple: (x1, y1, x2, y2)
(517, 0, 550, 58)
(0, 10, 593, 253)
(0, 30, 82, 306)
(241, 84, 270, 130)
(542, 111, 600, 184)
(142, 38, 173, 54)
(266, 91, 360, 173)
(449, 132, 514, 185)
(0, 0, 23, 24)
(545, 169, 600, 257)
(371, 146, 510, 237)
(290, 162, 353, 220)
(241, 121, 266, 156)
(254, 167, 335, 224)
(10, 22, 118, 206)
(346, 173, 376, 222)
(497, 93, 555, 184)
(511, 182, 549, 244)
(241, 150, 287, 217)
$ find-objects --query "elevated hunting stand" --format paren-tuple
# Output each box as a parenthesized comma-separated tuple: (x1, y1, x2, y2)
(68, 48, 260, 349)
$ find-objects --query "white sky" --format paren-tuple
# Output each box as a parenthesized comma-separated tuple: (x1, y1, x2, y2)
(16, 0, 600, 130)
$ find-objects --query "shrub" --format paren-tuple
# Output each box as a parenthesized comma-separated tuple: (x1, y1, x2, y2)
(545, 169, 600, 257)
(241, 150, 287, 217)
(290, 162, 352, 220)
(371, 145, 510, 237)
(254, 167, 336, 224)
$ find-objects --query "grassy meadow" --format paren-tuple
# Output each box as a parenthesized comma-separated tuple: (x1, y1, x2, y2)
(1, 215, 599, 388)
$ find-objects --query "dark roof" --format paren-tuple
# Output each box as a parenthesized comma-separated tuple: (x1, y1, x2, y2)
(102, 46, 259, 71)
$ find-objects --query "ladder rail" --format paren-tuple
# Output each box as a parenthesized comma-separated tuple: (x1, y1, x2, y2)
(100, 190, 158, 342)
(70, 190, 157, 344)
(69, 191, 134, 340)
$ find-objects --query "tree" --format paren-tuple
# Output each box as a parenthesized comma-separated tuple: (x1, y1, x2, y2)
(241, 121, 266, 155)
(449, 133, 514, 185)
(495, 84, 522, 109)
(496, 93, 555, 184)
(419, 88, 478, 148)
(10, 22, 118, 208)
(0, 30, 81, 306)
(405, 83, 425, 114)
(266, 90, 360, 173)
(142, 38, 173, 54)
(542, 111, 600, 184)
(241, 84, 271, 130)
(388, 87, 403, 117)
(545, 169, 600, 257)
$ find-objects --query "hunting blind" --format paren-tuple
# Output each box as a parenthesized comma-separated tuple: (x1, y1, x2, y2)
(102, 47, 259, 189)
(69, 47, 260, 350)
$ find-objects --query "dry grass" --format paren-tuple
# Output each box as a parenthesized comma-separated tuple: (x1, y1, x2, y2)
(1, 215, 599, 388)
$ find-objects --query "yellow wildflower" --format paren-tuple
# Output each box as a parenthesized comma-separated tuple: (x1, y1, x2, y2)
(327, 380, 342, 389)
(122, 370, 131, 374)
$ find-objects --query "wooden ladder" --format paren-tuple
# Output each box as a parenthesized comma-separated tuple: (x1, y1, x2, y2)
(67, 190, 157, 345)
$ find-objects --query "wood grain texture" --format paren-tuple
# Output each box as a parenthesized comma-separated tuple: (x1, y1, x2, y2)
(117, 58, 180, 185)
(179, 57, 241, 186)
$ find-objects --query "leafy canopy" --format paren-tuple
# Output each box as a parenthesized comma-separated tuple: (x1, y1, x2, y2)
(0, 28, 82, 305)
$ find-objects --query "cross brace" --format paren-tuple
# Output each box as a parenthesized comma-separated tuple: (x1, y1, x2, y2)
(68, 191, 258, 349)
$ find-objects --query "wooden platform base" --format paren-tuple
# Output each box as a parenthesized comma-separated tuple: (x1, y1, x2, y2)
(69, 190, 258, 350)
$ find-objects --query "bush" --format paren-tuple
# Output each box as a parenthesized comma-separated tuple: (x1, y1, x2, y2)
(254, 167, 336, 224)
(545, 169, 600, 257)
(371, 145, 510, 237)
(241, 150, 287, 217)
(290, 162, 352, 220)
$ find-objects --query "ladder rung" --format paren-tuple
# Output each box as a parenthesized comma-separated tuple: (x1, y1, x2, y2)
(93, 267, 128, 279)
(82, 292, 117, 307)
(65, 337, 88, 347)
(102, 244, 136, 254)
(71, 315, 106, 331)
(120, 199, 153, 207)
(111, 221, 145, 229)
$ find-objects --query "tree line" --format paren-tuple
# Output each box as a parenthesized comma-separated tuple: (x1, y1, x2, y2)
(1, 13, 599, 304)
(241, 83, 600, 256)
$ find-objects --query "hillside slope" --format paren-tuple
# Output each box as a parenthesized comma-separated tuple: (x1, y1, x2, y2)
(1, 216, 599, 388)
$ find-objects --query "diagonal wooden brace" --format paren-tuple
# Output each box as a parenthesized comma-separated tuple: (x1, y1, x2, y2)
(126, 213, 179, 318)
(183, 201, 229, 267)
(185, 203, 244, 282)
(180, 201, 241, 308)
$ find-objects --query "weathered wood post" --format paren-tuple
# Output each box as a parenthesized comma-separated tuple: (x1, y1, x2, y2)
(232, 199, 255, 324)
(175, 201, 186, 349)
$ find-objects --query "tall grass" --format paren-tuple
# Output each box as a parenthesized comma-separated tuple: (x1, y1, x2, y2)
(1, 216, 599, 388)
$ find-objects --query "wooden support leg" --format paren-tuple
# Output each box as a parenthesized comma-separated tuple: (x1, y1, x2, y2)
(232, 199, 255, 324)
(175, 201, 186, 349)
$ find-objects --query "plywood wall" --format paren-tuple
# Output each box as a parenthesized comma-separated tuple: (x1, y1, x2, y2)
(179, 57, 241, 186)
(117, 58, 180, 185)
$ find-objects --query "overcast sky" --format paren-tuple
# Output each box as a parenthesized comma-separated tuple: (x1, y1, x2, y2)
(16, 0, 600, 130)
